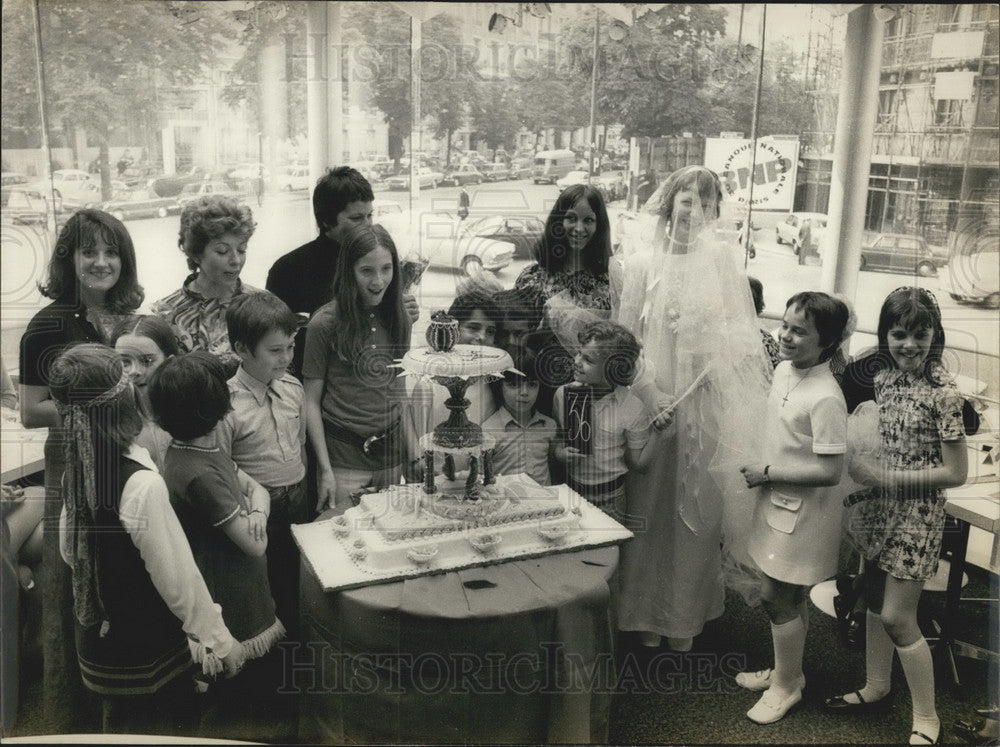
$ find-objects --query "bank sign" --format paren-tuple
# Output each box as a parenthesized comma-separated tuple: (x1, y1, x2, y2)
(704, 137, 799, 212)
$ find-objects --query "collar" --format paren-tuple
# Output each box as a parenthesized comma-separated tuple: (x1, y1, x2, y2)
(497, 405, 548, 429)
(181, 273, 244, 302)
(234, 364, 271, 405)
(125, 443, 159, 473)
(610, 385, 632, 405)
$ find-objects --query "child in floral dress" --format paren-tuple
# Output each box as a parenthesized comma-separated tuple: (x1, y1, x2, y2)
(824, 287, 968, 746)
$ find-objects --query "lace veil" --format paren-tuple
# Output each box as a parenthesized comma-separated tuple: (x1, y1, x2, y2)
(611, 178, 773, 603)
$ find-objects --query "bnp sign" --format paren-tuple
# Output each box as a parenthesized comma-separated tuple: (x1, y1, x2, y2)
(704, 136, 799, 212)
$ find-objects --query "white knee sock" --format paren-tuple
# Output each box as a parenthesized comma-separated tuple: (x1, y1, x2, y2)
(857, 610, 893, 702)
(896, 638, 939, 742)
(771, 615, 806, 693)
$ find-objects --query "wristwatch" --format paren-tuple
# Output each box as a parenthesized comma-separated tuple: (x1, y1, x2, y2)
(762, 465, 771, 484)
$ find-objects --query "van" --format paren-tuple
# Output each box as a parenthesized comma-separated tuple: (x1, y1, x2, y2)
(532, 149, 576, 185)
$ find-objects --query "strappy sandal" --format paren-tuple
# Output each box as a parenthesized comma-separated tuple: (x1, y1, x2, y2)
(910, 727, 941, 744)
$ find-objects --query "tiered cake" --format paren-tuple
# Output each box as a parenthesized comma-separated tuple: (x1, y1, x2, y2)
(292, 337, 634, 590)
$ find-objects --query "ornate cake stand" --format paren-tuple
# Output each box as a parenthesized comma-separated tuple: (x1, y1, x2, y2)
(396, 344, 517, 502)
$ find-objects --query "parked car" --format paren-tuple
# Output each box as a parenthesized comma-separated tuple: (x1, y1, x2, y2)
(149, 166, 219, 198)
(276, 165, 311, 192)
(1, 172, 30, 188)
(442, 164, 484, 187)
(505, 159, 528, 180)
(776, 212, 828, 252)
(555, 170, 591, 191)
(482, 163, 510, 182)
(379, 211, 515, 276)
(102, 188, 181, 221)
(120, 165, 161, 189)
(941, 230, 1000, 309)
(1, 186, 68, 231)
(458, 214, 545, 259)
(176, 180, 243, 207)
(859, 233, 938, 277)
(385, 167, 444, 191)
(226, 162, 271, 182)
(33, 169, 101, 202)
(594, 172, 627, 201)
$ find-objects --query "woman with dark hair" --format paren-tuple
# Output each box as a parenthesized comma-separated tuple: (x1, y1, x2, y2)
(151, 195, 261, 376)
(515, 184, 613, 340)
(302, 223, 414, 510)
(612, 165, 773, 652)
(511, 185, 614, 418)
(18, 209, 144, 731)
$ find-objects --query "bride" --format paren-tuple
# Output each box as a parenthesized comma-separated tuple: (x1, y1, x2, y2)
(612, 165, 771, 650)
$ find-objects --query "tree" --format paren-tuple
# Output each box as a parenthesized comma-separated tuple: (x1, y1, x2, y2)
(508, 55, 591, 140)
(220, 2, 307, 141)
(3, 0, 232, 197)
(1, 0, 43, 151)
(468, 80, 522, 154)
(556, 5, 729, 139)
(343, 5, 480, 168)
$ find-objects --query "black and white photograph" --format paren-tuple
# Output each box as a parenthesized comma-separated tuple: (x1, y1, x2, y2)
(1, 2, 997, 744)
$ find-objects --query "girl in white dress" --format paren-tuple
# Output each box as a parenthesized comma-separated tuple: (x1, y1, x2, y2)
(736, 292, 851, 725)
(612, 166, 771, 650)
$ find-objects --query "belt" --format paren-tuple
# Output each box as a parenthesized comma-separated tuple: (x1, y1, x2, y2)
(566, 473, 625, 497)
(323, 417, 400, 455)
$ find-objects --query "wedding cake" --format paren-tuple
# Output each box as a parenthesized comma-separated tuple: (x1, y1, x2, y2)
(291, 343, 634, 591)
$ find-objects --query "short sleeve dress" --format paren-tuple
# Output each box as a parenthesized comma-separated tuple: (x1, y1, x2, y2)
(747, 360, 848, 586)
(865, 369, 965, 581)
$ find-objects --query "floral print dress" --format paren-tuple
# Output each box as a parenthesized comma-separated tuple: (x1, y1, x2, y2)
(865, 368, 965, 581)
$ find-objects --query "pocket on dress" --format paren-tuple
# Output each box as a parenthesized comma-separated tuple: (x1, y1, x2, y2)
(766, 491, 802, 534)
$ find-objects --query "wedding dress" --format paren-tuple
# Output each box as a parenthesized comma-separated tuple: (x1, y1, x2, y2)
(612, 200, 772, 638)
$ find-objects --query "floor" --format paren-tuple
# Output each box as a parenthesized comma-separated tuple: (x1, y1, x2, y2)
(6, 562, 997, 745)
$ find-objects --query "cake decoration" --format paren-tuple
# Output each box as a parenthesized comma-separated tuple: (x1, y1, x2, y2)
(425, 311, 459, 352)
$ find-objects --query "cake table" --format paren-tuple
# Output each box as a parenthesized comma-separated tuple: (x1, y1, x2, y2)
(298, 510, 618, 744)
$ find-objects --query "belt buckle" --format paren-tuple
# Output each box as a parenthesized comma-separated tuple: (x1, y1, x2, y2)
(363, 434, 381, 454)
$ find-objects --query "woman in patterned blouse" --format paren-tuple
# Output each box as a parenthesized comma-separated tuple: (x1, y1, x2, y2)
(151, 196, 262, 376)
(514, 184, 613, 339)
(512, 185, 613, 418)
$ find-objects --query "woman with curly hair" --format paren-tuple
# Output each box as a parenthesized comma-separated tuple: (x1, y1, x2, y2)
(151, 195, 261, 376)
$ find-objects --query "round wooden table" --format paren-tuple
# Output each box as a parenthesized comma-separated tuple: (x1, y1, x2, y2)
(297, 532, 618, 745)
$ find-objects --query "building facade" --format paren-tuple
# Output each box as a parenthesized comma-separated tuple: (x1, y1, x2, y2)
(798, 4, 999, 250)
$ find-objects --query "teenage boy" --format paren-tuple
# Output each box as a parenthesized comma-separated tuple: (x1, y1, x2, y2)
(266, 166, 418, 379)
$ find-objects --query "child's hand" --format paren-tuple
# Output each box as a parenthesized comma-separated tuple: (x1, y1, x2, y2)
(404, 457, 424, 483)
(740, 463, 768, 488)
(2, 484, 25, 503)
(402, 294, 420, 324)
(557, 445, 587, 462)
(221, 641, 247, 679)
(650, 393, 676, 431)
(317, 469, 336, 512)
(246, 509, 267, 542)
(848, 454, 885, 488)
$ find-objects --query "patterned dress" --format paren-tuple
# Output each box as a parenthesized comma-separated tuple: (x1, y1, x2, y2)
(863, 368, 965, 581)
(151, 274, 263, 375)
(514, 264, 611, 324)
